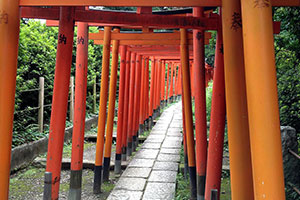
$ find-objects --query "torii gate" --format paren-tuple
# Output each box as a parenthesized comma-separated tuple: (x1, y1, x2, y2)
(1, 0, 299, 200)
(86, 29, 212, 195)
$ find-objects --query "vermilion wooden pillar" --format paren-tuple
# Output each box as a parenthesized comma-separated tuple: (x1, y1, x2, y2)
(44, 7, 75, 199)
(169, 62, 174, 101)
(153, 59, 157, 114)
(132, 55, 142, 151)
(69, 22, 89, 200)
(161, 61, 166, 104)
(0, 0, 20, 198)
(176, 65, 179, 96)
(190, 64, 194, 98)
(180, 28, 197, 199)
(174, 64, 178, 98)
(93, 26, 111, 194)
(177, 64, 181, 97)
(178, 65, 183, 95)
(163, 61, 168, 102)
(160, 61, 164, 103)
(181, 84, 189, 178)
(222, 0, 254, 199)
(115, 45, 127, 173)
(157, 60, 162, 109)
(166, 62, 170, 102)
(103, 28, 120, 181)
(139, 57, 146, 135)
(158, 60, 162, 108)
(205, 28, 226, 200)
(159, 61, 163, 104)
(154, 60, 160, 113)
(127, 52, 137, 156)
(121, 51, 131, 161)
(149, 59, 156, 123)
(241, 0, 285, 198)
(145, 57, 150, 127)
(193, 7, 208, 200)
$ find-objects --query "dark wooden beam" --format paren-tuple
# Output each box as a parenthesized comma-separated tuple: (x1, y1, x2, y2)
(19, 0, 300, 7)
(20, 7, 219, 30)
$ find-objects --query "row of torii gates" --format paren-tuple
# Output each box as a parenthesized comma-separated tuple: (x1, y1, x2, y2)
(0, 0, 299, 200)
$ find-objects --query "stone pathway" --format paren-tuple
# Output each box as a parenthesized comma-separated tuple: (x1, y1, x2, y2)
(108, 102, 183, 200)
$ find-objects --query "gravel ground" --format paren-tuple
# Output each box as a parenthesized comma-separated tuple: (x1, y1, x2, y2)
(9, 142, 119, 200)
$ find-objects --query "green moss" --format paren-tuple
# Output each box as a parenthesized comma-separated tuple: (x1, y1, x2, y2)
(60, 181, 70, 192)
(220, 177, 231, 200)
(140, 129, 150, 138)
(102, 181, 115, 192)
(9, 166, 45, 199)
(62, 142, 73, 158)
(176, 145, 232, 200)
(175, 171, 190, 200)
(176, 147, 191, 200)
(84, 142, 94, 150)
(85, 126, 98, 135)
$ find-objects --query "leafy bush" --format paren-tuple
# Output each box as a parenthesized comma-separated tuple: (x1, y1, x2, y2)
(274, 7, 300, 199)
(206, 81, 213, 123)
(274, 7, 300, 134)
(12, 20, 102, 147)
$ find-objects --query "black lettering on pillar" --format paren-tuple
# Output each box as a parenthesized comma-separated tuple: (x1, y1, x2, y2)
(0, 10, 8, 24)
(59, 34, 67, 44)
(231, 12, 242, 31)
(77, 36, 85, 45)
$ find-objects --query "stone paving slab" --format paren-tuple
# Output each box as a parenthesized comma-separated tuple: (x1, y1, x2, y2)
(150, 130, 167, 135)
(172, 119, 183, 123)
(161, 140, 182, 148)
(146, 135, 166, 140)
(155, 122, 171, 125)
(135, 149, 159, 159)
(172, 118, 182, 121)
(153, 161, 179, 171)
(148, 170, 177, 183)
(142, 183, 176, 200)
(115, 178, 147, 191)
(165, 136, 182, 141)
(151, 127, 168, 132)
(153, 124, 169, 128)
(123, 168, 152, 178)
(167, 128, 182, 133)
(166, 132, 182, 137)
(128, 159, 155, 168)
(157, 153, 181, 163)
(108, 190, 143, 200)
(169, 123, 182, 128)
(144, 137, 165, 143)
(160, 148, 181, 155)
(141, 142, 162, 149)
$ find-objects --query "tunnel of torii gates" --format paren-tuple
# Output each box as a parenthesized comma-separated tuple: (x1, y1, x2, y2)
(0, 0, 299, 199)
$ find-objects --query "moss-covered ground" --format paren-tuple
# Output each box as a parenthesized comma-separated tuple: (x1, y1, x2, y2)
(9, 165, 117, 199)
(175, 148, 232, 199)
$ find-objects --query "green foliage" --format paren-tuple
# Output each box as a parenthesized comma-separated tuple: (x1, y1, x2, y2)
(206, 81, 213, 123)
(14, 20, 58, 147)
(205, 31, 217, 67)
(175, 172, 190, 200)
(274, 7, 300, 199)
(13, 20, 102, 147)
(176, 147, 191, 200)
(274, 7, 300, 134)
